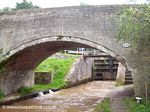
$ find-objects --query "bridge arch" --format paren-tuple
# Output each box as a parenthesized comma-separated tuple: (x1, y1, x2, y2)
(2, 36, 130, 71)
(1, 6, 144, 96)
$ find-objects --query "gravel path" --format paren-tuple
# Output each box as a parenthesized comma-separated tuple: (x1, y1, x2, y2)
(106, 85, 134, 112)
(110, 98, 129, 112)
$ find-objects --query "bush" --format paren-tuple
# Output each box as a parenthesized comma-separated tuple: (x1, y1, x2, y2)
(124, 97, 150, 112)
(18, 87, 34, 95)
(116, 4, 150, 47)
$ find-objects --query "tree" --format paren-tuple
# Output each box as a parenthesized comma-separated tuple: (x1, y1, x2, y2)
(80, 2, 88, 6)
(15, 0, 39, 10)
(0, 0, 39, 12)
(0, 7, 12, 12)
(116, 4, 150, 47)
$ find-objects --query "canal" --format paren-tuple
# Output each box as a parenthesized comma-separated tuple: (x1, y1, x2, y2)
(0, 81, 133, 112)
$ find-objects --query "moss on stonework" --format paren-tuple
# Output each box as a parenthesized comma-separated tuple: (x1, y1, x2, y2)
(115, 78, 125, 86)
(0, 52, 19, 73)
(0, 48, 3, 53)
(0, 89, 5, 99)
(0, 62, 6, 73)
(0, 56, 8, 73)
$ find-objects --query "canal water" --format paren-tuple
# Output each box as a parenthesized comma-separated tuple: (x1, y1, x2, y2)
(0, 81, 117, 112)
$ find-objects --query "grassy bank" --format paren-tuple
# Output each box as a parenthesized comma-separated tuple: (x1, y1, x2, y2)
(124, 97, 150, 112)
(18, 54, 77, 95)
(93, 98, 112, 112)
(32, 54, 78, 91)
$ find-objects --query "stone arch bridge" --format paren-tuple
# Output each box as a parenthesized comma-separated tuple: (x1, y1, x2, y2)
(0, 5, 149, 97)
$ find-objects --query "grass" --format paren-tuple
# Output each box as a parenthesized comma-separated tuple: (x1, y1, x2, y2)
(0, 89, 5, 99)
(18, 87, 34, 95)
(93, 98, 112, 112)
(124, 97, 150, 112)
(33, 54, 78, 91)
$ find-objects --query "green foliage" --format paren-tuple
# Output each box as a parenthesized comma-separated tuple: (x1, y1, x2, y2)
(93, 98, 112, 112)
(33, 55, 77, 91)
(0, 48, 3, 53)
(80, 2, 88, 6)
(0, 62, 6, 73)
(116, 4, 150, 47)
(0, 89, 5, 99)
(15, 0, 39, 10)
(18, 86, 34, 95)
(0, 0, 39, 12)
(0, 7, 12, 12)
(124, 97, 150, 112)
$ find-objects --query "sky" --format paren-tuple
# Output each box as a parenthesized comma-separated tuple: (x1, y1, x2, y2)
(0, 0, 148, 9)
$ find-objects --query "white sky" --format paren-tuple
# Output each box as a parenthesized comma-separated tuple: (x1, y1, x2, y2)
(0, 0, 148, 9)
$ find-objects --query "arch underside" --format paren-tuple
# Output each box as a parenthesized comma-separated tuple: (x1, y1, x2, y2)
(5, 41, 90, 71)
(2, 36, 129, 71)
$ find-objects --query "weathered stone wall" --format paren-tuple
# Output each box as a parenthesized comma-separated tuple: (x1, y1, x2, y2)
(34, 72, 53, 84)
(0, 6, 136, 71)
(0, 71, 34, 95)
(116, 62, 126, 85)
(65, 56, 93, 87)
(0, 5, 136, 95)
